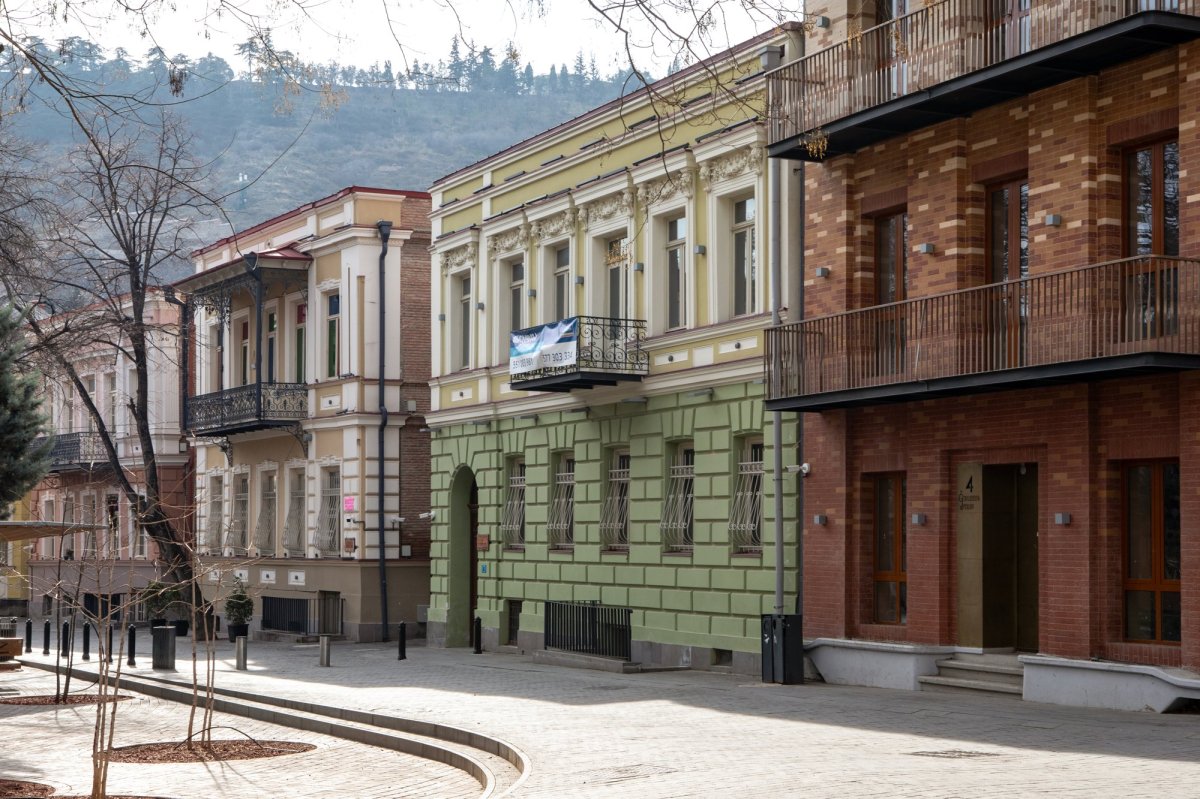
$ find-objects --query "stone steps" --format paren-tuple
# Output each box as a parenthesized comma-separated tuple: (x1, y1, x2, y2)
(918, 654, 1024, 698)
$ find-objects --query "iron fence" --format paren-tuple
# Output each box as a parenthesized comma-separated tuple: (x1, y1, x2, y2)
(0, 617, 17, 637)
(186, 382, 307, 434)
(544, 600, 632, 661)
(509, 315, 648, 387)
(260, 594, 344, 636)
(31, 432, 108, 471)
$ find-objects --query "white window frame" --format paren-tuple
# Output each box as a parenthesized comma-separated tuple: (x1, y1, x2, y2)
(290, 296, 308, 384)
(587, 226, 630, 323)
(255, 467, 278, 556)
(499, 457, 527, 548)
(205, 474, 225, 554)
(600, 449, 631, 550)
(132, 493, 148, 558)
(703, 163, 762, 324)
(645, 200, 691, 336)
(546, 240, 573, 323)
(547, 452, 575, 549)
(227, 471, 250, 554)
(661, 442, 695, 552)
(664, 213, 688, 330)
(452, 270, 474, 371)
(283, 467, 307, 557)
(322, 290, 341, 379)
(728, 437, 764, 552)
(316, 466, 341, 556)
(500, 255, 526, 362)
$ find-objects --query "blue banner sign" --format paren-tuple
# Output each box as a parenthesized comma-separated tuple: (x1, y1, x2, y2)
(510, 318, 578, 376)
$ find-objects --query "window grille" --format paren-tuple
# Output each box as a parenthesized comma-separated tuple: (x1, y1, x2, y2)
(316, 468, 341, 556)
(600, 451, 631, 549)
(227, 473, 250, 553)
(255, 472, 277, 555)
(134, 495, 147, 558)
(82, 498, 97, 558)
(547, 457, 575, 548)
(284, 470, 307, 556)
(661, 445, 695, 551)
(499, 459, 526, 547)
(729, 441, 764, 552)
(205, 477, 223, 552)
(105, 495, 120, 558)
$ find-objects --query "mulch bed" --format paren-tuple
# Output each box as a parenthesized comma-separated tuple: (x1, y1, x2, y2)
(105, 740, 315, 763)
(0, 694, 130, 705)
(0, 779, 54, 798)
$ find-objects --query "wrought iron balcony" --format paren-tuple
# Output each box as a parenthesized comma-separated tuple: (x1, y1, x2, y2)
(186, 382, 308, 436)
(767, 0, 1200, 160)
(32, 432, 109, 472)
(508, 315, 649, 392)
(765, 256, 1200, 411)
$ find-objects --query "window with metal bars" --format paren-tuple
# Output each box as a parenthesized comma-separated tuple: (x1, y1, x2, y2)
(547, 455, 575, 549)
(729, 439, 764, 552)
(205, 477, 223, 553)
(227, 473, 250, 553)
(105, 495, 120, 558)
(133, 494, 147, 558)
(283, 469, 307, 556)
(499, 458, 526, 548)
(661, 443, 695, 551)
(82, 496, 97, 558)
(316, 468, 341, 556)
(600, 450, 631, 550)
(255, 471, 277, 555)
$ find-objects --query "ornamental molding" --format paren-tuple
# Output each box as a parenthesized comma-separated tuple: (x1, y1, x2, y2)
(441, 242, 478, 276)
(530, 208, 577, 241)
(582, 189, 634, 230)
(487, 221, 530, 257)
(698, 145, 764, 186)
(638, 169, 696, 209)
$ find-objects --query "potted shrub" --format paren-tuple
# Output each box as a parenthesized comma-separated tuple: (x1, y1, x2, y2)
(142, 581, 182, 628)
(224, 579, 254, 642)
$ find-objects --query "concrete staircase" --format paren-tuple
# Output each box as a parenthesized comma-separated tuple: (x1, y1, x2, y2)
(918, 653, 1024, 698)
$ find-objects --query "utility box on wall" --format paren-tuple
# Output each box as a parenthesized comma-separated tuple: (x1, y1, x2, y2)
(761, 613, 804, 685)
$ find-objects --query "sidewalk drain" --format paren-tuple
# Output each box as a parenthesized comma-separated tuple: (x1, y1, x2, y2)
(907, 749, 1002, 759)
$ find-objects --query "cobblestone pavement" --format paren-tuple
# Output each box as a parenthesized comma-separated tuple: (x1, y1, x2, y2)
(13, 635, 1200, 798)
(0, 667, 478, 799)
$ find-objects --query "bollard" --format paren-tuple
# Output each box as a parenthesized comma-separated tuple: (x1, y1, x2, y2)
(151, 625, 176, 671)
(127, 624, 137, 667)
(397, 622, 407, 661)
(318, 634, 331, 667)
(42, 620, 50, 655)
(61, 621, 70, 657)
(473, 617, 482, 655)
(235, 636, 247, 671)
(82, 622, 91, 661)
(24, 618, 32, 654)
(106, 625, 114, 664)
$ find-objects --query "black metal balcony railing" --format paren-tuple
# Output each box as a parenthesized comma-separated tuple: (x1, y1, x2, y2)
(186, 382, 308, 436)
(544, 600, 632, 661)
(509, 315, 649, 392)
(767, 0, 1200, 157)
(32, 432, 108, 471)
(766, 257, 1200, 410)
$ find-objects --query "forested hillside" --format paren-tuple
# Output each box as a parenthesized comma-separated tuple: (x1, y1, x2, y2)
(5, 35, 639, 231)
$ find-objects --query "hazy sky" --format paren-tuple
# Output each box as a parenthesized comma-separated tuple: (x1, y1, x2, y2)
(30, 0, 796, 75)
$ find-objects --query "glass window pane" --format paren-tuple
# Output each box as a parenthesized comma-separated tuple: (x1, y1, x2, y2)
(1126, 465, 1153, 580)
(1125, 590, 1156, 640)
(668, 247, 684, 328)
(875, 477, 895, 573)
(1129, 148, 1153, 256)
(556, 246, 570, 268)
(1163, 462, 1180, 581)
(989, 187, 1009, 283)
(1161, 591, 1181, 642)
(1018, 183, 1029, 279)
(875, 581, 897, 623)
(1164, 141, 1179, 256)
(734, 230, 748, 316)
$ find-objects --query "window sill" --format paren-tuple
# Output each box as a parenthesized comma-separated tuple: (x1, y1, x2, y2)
(662, 548, 693, 557)
(502, 545, 526, 553)
(549, 545, 574, 555)
(731, 549, 762, 558)
(601, 546, 629, 555)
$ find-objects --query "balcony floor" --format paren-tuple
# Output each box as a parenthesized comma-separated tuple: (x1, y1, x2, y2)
(510, 371, 645, 393)
(766, 352, 1200, 412)
(771, 11, 1200, 161)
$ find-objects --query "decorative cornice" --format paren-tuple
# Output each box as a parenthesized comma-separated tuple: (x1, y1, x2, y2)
(583, 189, 634, 230)
(487, 221, 531, 257)
(698, 145, 764, 186)
(441, 242, 478, 275)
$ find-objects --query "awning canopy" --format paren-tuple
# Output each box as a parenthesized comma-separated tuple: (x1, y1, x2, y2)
(0, 521, 103, 544)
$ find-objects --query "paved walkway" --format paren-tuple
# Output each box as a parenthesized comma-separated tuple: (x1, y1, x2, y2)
(9, 633, 1200, 798)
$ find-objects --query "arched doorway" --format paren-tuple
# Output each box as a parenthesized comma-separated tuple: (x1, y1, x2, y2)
(446, 466, 478, 647)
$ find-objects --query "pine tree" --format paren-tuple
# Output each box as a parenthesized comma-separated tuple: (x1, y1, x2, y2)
(0, 305, 50, 516)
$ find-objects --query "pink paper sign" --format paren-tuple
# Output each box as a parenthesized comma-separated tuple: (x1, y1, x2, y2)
(343, 496, 355, 513)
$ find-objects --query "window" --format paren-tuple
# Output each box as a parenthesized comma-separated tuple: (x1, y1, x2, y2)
(547, 454, 575, 549)
(294, 303, 307, 383)
(554, 245, 571, 321)
(732, 197, 757, 317)
(872, 474, 907, 624)
(80, 378, 95, 432)
(661, 443, 695, 552)
(205, 476, 224, 553)
(605, 236, 628, 320)
(283, 469, 307, 556)
(874, 211, 908, 376)
(325, 293, 340, 378)
(40, 498, 55, 558)
(600, 450, 631, 550)
(212, 322, 225, 392)
(105, 495, 120, 558)
(266, 311, 277, 383)
(987, 179, 1029, 369)
(457, 275, 472, 370)
(1124, 461, 1180, 643)
(82, 496, 97, 558)
(63, 495, 76, 559)
(666, 215, 687, 330)
(1124, 140, 1179, 341)
(255, 471, 277, 555)
(227, 473, 249, 553)
(508, 260, 525, 333)
(316, 467, 341, 556)
(63, 388, 75, 433)
(499, 458, 526, 547)
(239, 320, 250, 386)
(105, 373, 117, 433)
(133, 494, 147, 558)
(729, 439, 764, 552)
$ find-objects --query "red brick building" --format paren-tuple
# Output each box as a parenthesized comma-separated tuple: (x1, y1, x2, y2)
(766, 0, 1200, 710)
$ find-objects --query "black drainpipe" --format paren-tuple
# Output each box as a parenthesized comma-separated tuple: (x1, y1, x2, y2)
(376, 219, 393, 642)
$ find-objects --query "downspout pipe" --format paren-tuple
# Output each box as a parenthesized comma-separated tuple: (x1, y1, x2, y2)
(376, 220, 393, 642)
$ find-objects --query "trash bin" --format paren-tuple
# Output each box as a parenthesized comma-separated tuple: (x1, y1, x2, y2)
(151, 625, 176, 671)
(761, 613, 804, 685)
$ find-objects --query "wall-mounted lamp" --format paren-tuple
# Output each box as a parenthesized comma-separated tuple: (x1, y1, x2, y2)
(476, 302, 486, 311)
(917, 243, 935, 255)
(418, 426, 431, 433)
(418, 510, 436, 521)
(1044, 213, 1062, 227)
(437, 313, 446, 322)
(911, 513, 927, 526)
(633, 262, 645, 272)
(693, 244, 706, 256)
(1054, 512, 1072, 526)
(177, 435, 190, 454)
(527, 289, 537, 298)
(812, 514, 828, 526)
(815, 15, 831, 28)
(814, 266, 831, 278)
(575, 276, 585, 286)
(785, 463, 811, 476)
